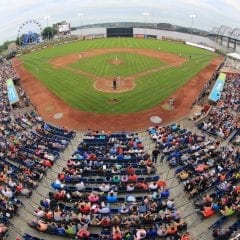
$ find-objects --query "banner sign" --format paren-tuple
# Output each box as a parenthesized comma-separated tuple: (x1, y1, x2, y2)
(7, 78, 19, 105)
(208, 73, 226, 102)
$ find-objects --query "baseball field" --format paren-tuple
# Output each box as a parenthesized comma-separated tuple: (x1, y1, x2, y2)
(20, 38, 216, 114)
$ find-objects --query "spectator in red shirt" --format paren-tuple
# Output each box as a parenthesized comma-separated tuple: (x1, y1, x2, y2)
(128, 173, 137, 182)
(127, 166, 135, 175)
(112, 226, 122, 240)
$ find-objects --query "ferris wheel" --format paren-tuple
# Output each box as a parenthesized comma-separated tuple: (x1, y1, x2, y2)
(17, 19, 42, 46)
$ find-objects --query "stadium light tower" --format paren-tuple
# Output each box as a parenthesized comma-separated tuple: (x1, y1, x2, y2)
(44, 16, 51, 40)
(78, 13, 84, 37)
(44, 15, 50, 27)
(143, 12, 149, 37)
(189, 14, 196, 40)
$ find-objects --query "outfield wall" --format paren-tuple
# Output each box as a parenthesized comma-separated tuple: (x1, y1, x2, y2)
(19, 27, 225, 55)
(72, 27, 225, 51)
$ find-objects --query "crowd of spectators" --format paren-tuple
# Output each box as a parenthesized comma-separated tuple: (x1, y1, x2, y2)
(224, 58, 240, 72)
(197, 72, 240, 138)
(189, 58, 240, 140)
(28, 131, 189, 240)
(191, 60, 225, 108)
(149, 124, 240, 239)
(0, 59, 74, 238)
(0, 59, 19, 81)
(0, 59, 31, 110)
(0, 49, 238, 240)
(231, 129, 240, 146)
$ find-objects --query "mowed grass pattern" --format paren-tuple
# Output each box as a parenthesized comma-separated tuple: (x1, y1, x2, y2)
(21, 38, 215, 114)
(70, 52, 165, 77)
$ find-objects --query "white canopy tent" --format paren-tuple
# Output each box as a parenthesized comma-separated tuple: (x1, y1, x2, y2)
(227, 52, 240, 60)
(185, 41, 215, 52)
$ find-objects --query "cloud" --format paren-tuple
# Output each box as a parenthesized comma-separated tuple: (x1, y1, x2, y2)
(223, 0, 240, 11)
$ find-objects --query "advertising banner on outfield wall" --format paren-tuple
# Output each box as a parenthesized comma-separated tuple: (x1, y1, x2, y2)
(135, 34, 145, 38)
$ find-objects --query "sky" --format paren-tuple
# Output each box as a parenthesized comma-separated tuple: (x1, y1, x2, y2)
(0, 0, 240, 45)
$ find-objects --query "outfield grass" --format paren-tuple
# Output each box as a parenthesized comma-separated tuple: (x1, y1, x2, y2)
(21, 38, 216, 114)
(70, 52, 165, 77)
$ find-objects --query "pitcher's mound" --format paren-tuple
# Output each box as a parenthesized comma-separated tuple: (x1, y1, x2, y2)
(110, 59, 123, 65)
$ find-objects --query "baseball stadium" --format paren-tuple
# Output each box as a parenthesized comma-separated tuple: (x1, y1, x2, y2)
(0, 1, 239, 240)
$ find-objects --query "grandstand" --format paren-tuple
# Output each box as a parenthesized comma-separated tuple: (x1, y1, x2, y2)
(0, 52, 238, 239)
(0, 3, 240, 239)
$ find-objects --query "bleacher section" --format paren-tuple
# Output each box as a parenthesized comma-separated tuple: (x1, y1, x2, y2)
(224, 57, 240, 72)
(197, 73, 239, 139)
(27, 131, 189, 240)
(0, 41, 238, 240)
(0, 60, 75, 239)
(148, 124, 240, 240)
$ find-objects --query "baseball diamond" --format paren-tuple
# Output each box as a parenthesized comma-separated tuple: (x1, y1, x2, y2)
(13, 38, 222, 131)
(1, 2, 240, 240)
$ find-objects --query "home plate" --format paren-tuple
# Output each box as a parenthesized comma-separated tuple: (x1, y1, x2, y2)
(150, 116, 162, 124)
